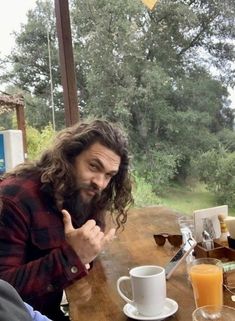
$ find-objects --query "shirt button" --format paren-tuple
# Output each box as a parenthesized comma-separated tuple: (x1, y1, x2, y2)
(47, 284, 54, 292)
(71, 266, 78, 273)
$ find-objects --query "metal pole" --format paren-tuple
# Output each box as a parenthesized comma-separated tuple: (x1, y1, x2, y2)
(47, 28, 56, 130)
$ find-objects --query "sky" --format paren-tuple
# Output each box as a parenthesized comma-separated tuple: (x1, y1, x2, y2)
(0, 0, 234, 106)
(0, 0, 37, 57)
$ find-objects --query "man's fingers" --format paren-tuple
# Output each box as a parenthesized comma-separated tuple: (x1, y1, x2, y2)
(103, 228, 116, 244)
(82, 219, 97, 232)
(62, 209, 74, 233)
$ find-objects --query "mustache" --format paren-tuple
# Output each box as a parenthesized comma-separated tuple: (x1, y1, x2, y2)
(76, 183, 102, 196)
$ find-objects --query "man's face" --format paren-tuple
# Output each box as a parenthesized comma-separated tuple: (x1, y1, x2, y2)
(73, 142, 121, 203)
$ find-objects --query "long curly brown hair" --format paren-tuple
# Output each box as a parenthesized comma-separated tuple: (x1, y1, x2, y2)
(3, 119, 133, 229)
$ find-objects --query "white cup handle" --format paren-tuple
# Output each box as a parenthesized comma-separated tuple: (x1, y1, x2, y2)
(117, 276, 133, 304)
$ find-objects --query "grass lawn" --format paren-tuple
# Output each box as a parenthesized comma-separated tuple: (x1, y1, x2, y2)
(159, 184, 235, 216)
(134, 180, 235, 216)
(158, 184, 215, 215)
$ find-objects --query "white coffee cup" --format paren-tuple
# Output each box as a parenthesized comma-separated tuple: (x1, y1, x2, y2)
(117, 265, 166, 317)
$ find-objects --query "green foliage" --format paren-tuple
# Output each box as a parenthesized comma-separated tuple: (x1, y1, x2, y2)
(131, 176, 230, 217)
(0, 0, 235, 197)
(24, 94, 56, 130)
(26, 123, 56, 160)
(132, 174, 159, 207)
(215, 153, 235, 206)
(70, 0, 235, 188)
(0, 1, 65, 129)
(158, 183, 217, 215)
(191, 149, 223, 189)
(192, 149, 235, 207)
(0, 112, 14, 130)
(217, 129, 235, 152)
(135, 149, 181, 193)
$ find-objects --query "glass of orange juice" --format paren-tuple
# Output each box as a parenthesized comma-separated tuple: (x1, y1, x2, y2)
(192, 305, 235, 320)
(189, 258, 223, 311)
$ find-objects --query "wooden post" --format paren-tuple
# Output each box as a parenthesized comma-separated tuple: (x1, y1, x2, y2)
(0, 94, 27, 159)
(54, 0, 79, 126)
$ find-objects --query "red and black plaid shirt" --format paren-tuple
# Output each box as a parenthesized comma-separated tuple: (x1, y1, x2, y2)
(0, 175, 88, 319)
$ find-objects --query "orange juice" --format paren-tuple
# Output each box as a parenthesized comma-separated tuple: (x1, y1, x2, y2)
(190, 263, 223, 307)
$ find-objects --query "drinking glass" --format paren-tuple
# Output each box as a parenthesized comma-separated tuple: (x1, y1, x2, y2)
(189, 258, 223, 310)
(192, 305, 235, 320)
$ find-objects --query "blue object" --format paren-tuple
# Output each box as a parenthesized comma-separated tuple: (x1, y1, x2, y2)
(0, 134, 5, 174)
(24, 303, 52, 321)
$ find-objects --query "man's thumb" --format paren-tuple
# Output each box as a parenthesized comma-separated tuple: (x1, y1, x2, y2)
(62, 209, 74, 233)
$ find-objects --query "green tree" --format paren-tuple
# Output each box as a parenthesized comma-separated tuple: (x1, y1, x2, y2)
(192, 149, 235, 207)
(71, 0, 234, 185)
(0, 0, 235, 189)
(27, 123, 55, 159)
(0, 0, 64, 129)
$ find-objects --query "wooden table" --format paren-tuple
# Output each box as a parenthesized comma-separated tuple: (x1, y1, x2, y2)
(65, 206, 235, 321)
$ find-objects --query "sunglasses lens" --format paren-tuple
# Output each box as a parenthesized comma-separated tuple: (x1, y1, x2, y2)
(168, 235, 182, 247)
(153, 235, 166, 246)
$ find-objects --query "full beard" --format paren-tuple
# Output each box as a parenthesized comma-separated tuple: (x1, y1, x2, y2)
(63, 183, 102, 228)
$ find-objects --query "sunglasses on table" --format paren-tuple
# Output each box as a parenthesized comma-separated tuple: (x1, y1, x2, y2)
(153, 233, 183, 247)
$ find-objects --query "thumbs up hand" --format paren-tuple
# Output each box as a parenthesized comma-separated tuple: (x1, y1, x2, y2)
(62, 209, 116, 265)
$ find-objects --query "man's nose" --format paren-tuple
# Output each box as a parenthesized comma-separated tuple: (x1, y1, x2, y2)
(91, 173, 107, 190)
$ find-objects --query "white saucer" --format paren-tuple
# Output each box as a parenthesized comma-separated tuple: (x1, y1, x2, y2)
(123, 298, 178, 321)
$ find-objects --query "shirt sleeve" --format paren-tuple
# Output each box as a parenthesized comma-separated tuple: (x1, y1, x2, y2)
(0, 280, 32, 321)
(24, 302, 53, 321)
(0, 197, 88, 300)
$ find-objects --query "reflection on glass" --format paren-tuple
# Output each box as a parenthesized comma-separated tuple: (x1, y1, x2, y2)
(192, 305, 235, 321)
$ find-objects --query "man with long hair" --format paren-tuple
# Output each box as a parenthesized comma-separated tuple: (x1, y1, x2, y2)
(0, 119, 133, 320)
